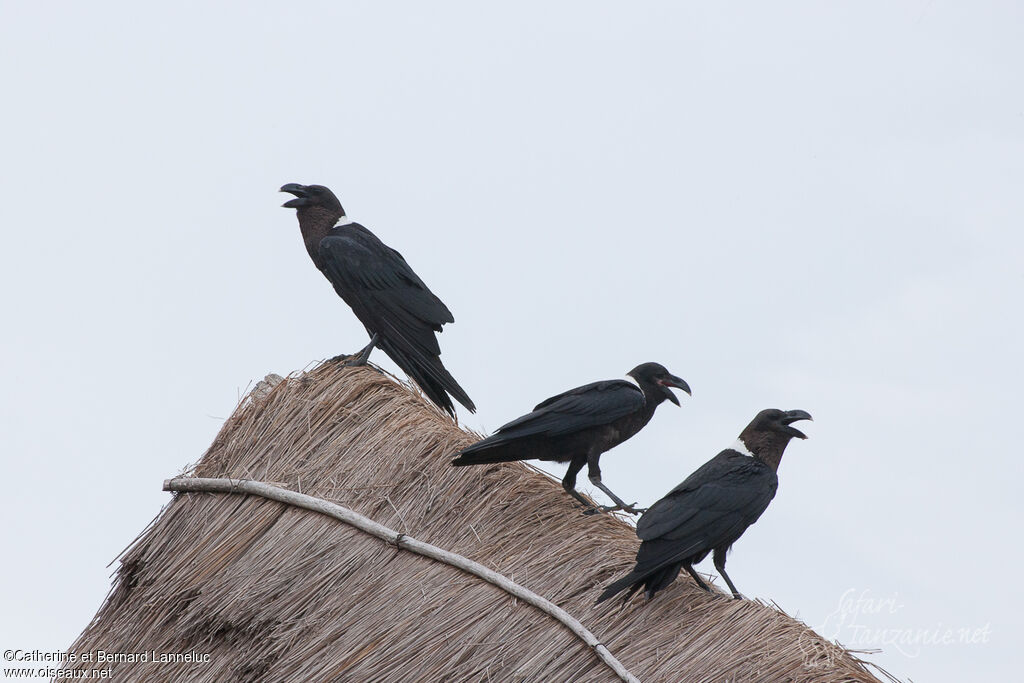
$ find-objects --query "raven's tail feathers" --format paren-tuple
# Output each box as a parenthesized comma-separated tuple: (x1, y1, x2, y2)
(596, 572, 645, 604)
(378, 337, 475, 417)
(450, 446, 526, 467)
(596, 562, 686, 605)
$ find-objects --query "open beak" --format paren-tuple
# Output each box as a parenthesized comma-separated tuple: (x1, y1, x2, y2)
(781, 409, 813, 439)
(659, 375, 691, 406)
(280, 183, 309, 208)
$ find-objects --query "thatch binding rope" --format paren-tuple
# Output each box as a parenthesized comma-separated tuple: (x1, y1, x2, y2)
(163, 476, 641, 683)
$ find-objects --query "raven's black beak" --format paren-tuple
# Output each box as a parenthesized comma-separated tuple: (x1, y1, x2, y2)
(781, 409, 813, 439)
(280, 183, 308, 208)
(659, 375, 691, 406)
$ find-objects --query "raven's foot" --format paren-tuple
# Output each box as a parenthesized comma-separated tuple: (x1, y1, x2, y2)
(731, 592, 747, 600)
(327, 353, 369, 367)
(344, 333, 379, 366)
(582, 502, 645, 516)
(328, 353, 382, 373)
(684, 566, 712, 592)
(600, 502, 645, 515)
(567, 488, 601, 515)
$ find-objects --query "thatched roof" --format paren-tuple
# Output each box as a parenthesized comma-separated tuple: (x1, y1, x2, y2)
(67, 362, 887, 682)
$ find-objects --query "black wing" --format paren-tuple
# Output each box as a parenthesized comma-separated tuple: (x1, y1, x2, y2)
(318, 226, 474, 415)
(452, 380, 644, 464)
(597, 451, 777, 601)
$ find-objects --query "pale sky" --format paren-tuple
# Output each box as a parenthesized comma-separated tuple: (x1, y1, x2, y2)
(2, 2, 1021, 681)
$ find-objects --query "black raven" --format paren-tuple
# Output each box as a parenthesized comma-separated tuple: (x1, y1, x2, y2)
(596, 408, 812, 603)
(452, 362, 690, 514)
(280, 183, 474, 417)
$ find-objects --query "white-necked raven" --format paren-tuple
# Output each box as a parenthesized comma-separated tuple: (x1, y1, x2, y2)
(281, 183, 474, 417)
(452, 362, 690, 514)
(597, 408, 812, 602)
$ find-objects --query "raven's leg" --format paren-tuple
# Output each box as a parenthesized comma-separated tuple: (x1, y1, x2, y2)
(562, 457, 598, 510)
(713, 547, 744, 599)
(585, 452, 644, 515)
(344, 333, 380, 367)
(683, 564, 712, 592)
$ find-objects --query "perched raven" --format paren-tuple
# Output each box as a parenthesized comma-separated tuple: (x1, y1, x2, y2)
(280, 183, 474, 417)
(597, 408, 812, 603)
(452, 363, 690, 514)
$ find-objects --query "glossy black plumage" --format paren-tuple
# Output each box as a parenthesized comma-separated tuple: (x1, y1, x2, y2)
(452, 362, 690, 514)
(281, 183, 474, 417)
(597, 408, 812, 602)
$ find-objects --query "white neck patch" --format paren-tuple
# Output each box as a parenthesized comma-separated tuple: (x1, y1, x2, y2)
(623, 375, 642, 390)
(730, 439, 755, 457)
(334, 216, 353, 227)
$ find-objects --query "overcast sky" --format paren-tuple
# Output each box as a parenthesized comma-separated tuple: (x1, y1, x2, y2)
(2, 2, 1021, 681)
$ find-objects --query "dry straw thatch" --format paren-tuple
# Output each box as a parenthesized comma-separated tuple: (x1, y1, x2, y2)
(67, 362, 889, 682)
